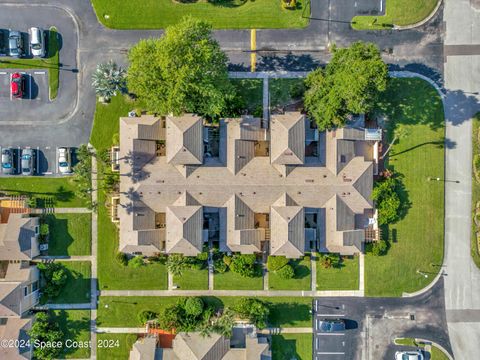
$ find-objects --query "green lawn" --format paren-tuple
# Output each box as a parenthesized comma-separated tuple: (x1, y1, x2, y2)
(269, 78, 305, 108)
(50, 261, 91, 303)
(365, 78, 444, 296)
(316, 256, 359, 291)
(272, 333, 312, 360)
(431, 345, 450, 360)
(471, 113, 480, 269)
(46, 214, 92, 256)
(0, 27, 60, 99)
(97, 333, 137, 360)
(0, 177, 86, 207)
(231, 79, 263, 116)
(53, 310, 91, 359)
(91, 0, 310, 29)
(173, 268, 209, 290)
(269, 256, 311, 290)
(91, 96, 169, 290)
(352, 0, 439, 29)
(98, 296, 312, 327)
(214, 265, 263, 290)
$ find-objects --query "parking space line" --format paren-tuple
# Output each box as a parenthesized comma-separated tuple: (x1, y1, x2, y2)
(29, 75, 32, 99)
(316, 352, 345, 355)
(34, 71, 46, 75)
(0, 72, 7, 75)
(316, 314, 346, 317)
(316, 333, 345, 336)
(36, 147, 40, 175)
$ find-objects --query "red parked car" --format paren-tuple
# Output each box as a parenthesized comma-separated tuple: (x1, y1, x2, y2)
(11, 72, 24, 99)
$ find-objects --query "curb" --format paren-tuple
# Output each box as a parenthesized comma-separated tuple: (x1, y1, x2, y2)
(394, 0, 443, 30)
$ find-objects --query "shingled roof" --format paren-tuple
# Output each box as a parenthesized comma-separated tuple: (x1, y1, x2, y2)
(270, 112, 305, 165)
(0, 215, 39, 261)
(166, 114, 203, 165)
(270, 205, 305, 258)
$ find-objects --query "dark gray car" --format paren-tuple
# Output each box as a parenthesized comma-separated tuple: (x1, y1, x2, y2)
(1, 148, 14, 174)
(318, 319, 346, 332)
(21, 148, 35, 176)
(8, 30, 23, 58)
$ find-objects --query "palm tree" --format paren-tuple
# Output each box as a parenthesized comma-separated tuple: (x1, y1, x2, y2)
(381, 125, 410, 160)
(92, 60, 126, 102)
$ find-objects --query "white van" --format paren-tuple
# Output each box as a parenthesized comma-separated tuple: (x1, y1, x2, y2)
(29, 27, 45, 57)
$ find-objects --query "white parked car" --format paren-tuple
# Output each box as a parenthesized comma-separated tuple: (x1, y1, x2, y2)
(395, 351, 424, 360)
(29, 27, 45, 57)
(58, 147, 71, 174)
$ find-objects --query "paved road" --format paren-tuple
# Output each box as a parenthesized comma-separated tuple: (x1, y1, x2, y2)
(443, 0, 480, 359)
(314, 280, 451, 360)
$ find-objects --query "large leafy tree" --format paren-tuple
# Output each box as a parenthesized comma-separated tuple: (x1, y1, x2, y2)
(304, 42, 388, 130)
(127, 17, 234, 117)
(28, 312, 64, 360)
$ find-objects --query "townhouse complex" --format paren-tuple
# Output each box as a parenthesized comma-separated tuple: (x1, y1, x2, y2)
(116, 112, 381, 258)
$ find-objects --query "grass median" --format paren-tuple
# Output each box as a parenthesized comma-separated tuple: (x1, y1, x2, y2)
(365, 77, 444, 296)
(91, 0, 310, 29)
(471, 113, 480, 269)
(352, 0, 439, 29)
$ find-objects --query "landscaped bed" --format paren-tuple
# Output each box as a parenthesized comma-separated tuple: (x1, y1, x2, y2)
(46, 214, 92, 256)
(352, 0, 439, 29)
(96, 333, 137, 360)
(0, 177, 86, 207)
(268, 256, 311, 291)
(91, 0, 310, 29)
(272, 333, 312, 360)
(471, 113, 480, 269)
(97, 296, 312, 328)
(365, 78, 444, 296)
(214, 265, 263, 290)
(53, 309, 91, 359)
(316, 255, 359, 291)
(269, 78, 305, 109)
(50, 261, 91, 304)
(173, 267, 209, 290)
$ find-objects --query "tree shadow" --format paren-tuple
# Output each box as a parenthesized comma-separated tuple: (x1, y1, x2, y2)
(266, 302, 311, 327)
(119, 150, 152, 184)
(52, 309, 90, 357)
(207, 0, 247, 8)
(390, 139, 456, 157)
(256, 53, 322, 72)
(292, 259, 310, 280)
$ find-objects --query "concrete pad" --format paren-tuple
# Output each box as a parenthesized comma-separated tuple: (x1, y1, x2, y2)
(447, 322, 480, 359)
(445, 55, 480, 93)
(444, 0, 480, 45)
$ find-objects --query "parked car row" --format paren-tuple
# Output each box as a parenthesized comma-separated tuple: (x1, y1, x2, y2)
(1, 147, 72, 175)
(0, 27, 46, 58)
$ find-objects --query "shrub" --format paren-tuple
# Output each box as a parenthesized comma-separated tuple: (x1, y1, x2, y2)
(185, 297, 204, 317)
(147, 253, 167, 264)
(230, 254, 257, 277)
(167, 254, 190, 276)
(191, 261, 205, 271)
(277, 264, 295, 279)
(138, 310, 158, 324)
(128, 255, 144, 268)
(40, 223, 49, 237)
(27, 196, 37, 208)
(223, 255, 232, 266)
(214, 259, 227, 273)
(115, 252, 128, 266)
(234, 298, 269, 329)
(37, 262, 68, 300)
(372, 177, 401, 225)
(196, 251, 209, 262)
(289, 80, 305, 99)
(371, 240, 388, 256)
(475, 154, 480, 182)
(267, 256, 289, 272)
(320, 253, 340, 269)
(281, 0, 297, 9)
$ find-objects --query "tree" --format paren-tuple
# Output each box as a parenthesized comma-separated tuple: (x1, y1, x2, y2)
(166, 253, 190, 276)
(28, 312, 64, 360)
(304, 42, 388, 130)
(267, 256, 289, 272)
(381, 125, 410, 159)
(138, 310, 158, 324)
(277, 264, 295, 279)
(37, 262, 68, 300)
(115, 252, 128, 266)
(128, 255, 144, 268)
(92, 60, 126, 101)
(371, 240, 388, 256)
(230, 254, 257, 277)
(234, 298, 269, 329)
(320, 254, 340, 269)
(185, 297, 204, 316)
(372, 177, 401, 225)
(127, 17, 234, 117)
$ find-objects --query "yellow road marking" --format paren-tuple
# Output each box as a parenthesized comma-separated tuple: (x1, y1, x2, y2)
(250, 29, 256, 72)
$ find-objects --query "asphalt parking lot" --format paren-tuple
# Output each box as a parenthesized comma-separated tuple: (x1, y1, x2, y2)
(0, 69, 48, 102)
(313, 300, 360, 360)
(0, 146, 75, 177)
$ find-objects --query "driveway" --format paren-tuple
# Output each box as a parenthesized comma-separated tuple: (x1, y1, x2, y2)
(314, 280, 451, 360)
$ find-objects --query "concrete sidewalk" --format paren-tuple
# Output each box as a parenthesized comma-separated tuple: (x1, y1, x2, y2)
(96, 327, 146, 334)
(35, 256, 93, 261)
(101, 289, 362, 297)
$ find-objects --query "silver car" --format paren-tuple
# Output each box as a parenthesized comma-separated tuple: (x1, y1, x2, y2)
(395, 351, 424, 360)
(8, 30, 23, 58)
(21, 148, 35, 176)
(58, 147, 71, 174)
(1, 148, 14, 175)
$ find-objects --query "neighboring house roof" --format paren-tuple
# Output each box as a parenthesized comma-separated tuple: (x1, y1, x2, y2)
(129, 336, 160, 360)
(0, 318, 32, 360)
(0, 264, 38, 317)
(0, 214, 38, 261)
(166, 115, 203, 165)
(270, 112, 305, 165)
(270, 205, 305, 258)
